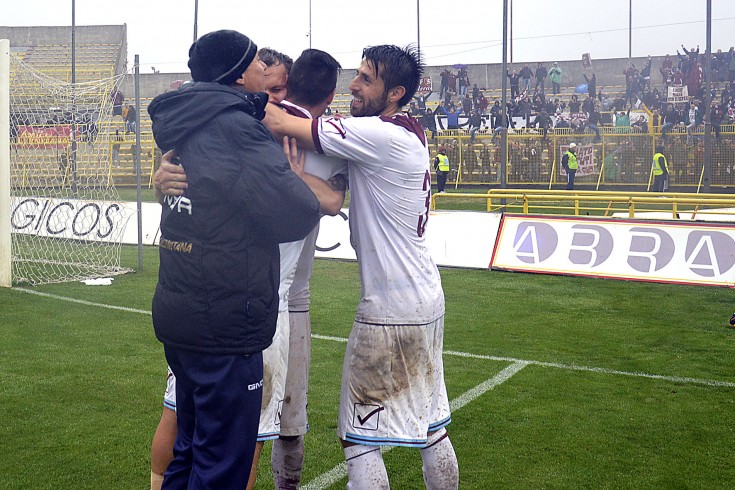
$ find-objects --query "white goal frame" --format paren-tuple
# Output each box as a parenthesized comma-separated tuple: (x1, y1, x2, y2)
(1, 39, 11, 287)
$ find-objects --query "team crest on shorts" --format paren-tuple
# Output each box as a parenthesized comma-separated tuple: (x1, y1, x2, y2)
(352, 403, 384, 430)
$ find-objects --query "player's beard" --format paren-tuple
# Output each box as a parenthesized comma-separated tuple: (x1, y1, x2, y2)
(350, 91, 389, 117)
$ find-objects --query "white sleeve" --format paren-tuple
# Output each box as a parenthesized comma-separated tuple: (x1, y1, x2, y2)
(314, 117, 389, 169)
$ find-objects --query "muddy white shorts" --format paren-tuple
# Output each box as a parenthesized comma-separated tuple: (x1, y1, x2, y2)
(258, 310, 290, 441)
(337, 317, 451, 447)
(279, 310, 311, 436)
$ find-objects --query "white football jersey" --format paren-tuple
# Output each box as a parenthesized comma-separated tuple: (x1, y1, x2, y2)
(279, 101, 348, 312)
(313, 114, 445, 324)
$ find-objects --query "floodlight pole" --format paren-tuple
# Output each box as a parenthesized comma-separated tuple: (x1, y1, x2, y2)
(628, 0, 632, 60)
(703, 0, 711, 192)
(194, 0, 199, 42)
(500, 0, 508, 190)
(416, 0, 421, 60)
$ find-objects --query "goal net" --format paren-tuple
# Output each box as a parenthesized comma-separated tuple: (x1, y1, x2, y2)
(1, 42, 133, 286)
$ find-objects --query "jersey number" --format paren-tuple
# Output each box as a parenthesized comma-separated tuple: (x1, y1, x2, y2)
(417, 170, 431, 237)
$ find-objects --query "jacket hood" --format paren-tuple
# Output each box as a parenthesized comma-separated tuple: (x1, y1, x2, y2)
(148, 82, 269, 151)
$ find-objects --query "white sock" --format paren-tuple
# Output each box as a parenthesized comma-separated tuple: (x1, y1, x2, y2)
(344, 444, 390, 490)
(420, 429, 459, 490)
(271, 436, 304, 490)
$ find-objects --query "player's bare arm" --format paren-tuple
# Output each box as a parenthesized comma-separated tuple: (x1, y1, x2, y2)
(265, 102, 315, 151)
(153, 150, 188, 203)
(283, 136, 345, 216)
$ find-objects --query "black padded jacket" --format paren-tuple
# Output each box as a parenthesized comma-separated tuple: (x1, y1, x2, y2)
(148, 82, 320, 355)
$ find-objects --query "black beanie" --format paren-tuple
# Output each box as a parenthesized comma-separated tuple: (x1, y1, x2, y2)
(188, 30, 258, 86)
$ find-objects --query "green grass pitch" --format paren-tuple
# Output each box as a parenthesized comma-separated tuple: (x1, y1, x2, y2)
(1, 244, 734, 489)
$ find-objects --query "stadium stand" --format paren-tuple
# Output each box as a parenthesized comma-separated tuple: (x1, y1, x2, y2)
(3, 25, 734, 191)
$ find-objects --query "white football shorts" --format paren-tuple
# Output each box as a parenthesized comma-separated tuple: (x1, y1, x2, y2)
(279, 309, 311, 436)
(258, 310, 290, 441)
(337, 317, 451, 447)
(163, 365, 176, 411)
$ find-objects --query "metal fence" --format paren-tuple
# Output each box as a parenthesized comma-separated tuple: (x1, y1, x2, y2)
(429, 125, 735, 191)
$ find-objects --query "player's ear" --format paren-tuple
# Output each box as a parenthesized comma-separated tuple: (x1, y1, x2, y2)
(387, 86, 406, 105)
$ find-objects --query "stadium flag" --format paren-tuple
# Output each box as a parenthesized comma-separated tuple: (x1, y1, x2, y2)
(582, 53, 592, 68)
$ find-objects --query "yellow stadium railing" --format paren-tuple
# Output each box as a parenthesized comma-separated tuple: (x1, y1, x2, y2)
(430, 188, 735, 220)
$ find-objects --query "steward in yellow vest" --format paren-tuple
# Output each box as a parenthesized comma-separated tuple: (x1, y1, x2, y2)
(434, 147, 450, 192)
(652, 145, 669, 192)
(562, 142, 578, 190)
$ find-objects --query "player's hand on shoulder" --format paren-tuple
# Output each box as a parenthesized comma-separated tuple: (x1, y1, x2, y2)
(154, 150, 188, 198)
(283, 136, 305, 177)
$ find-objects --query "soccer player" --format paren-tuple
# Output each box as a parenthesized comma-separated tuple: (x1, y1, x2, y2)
(152, 48, 348, 490)
(264, 44, 459, 489)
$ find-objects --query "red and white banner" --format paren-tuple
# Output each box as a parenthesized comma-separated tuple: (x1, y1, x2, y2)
(560, 144, 596, 177)
(15, 125, 77, 149)
(491, 214, 735, 287)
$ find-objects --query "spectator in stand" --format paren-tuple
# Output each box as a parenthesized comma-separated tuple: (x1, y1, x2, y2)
(507, 69, 520, 99)
(471, 84, 480, 109)
(569, 94, 581, 114)
(518, 95, 532, 127)
(519, 64, 533, 94)
(581, 95, 595, 115)
(124, 104, 137, 133)
(631, 115, 648, 133)
(548, 62, 562, 95)
(624, 63, 638, 103)
(640, 56, 652, 90)
(728, 47, 735, 82)
(439, 68, 451, 99)
(467, 109, 484, 144)
(477, 92, 489, 115)
(408, 101, 421, 116)
(710, 100, 724, 139)
(615, 108, 631, 133)
(685, 100, 702, 144)
(437, 102, 463, 130)
(535, 62, 548, 95)
(530, 109, 553, 140)
(421, 108, 438, 140)
(461, 93, 473, 116)
(413, 90, 432, 115)
(583, 72, 596, 100)
(447, 69, 458, 95)
(660, 103, 682, 140)
(601, 93, 613, 111)
(587, 104, 602, 142)
(489, 100, 502, 129)
(458, 67, 469, 96)
(111, 89, 124, 117)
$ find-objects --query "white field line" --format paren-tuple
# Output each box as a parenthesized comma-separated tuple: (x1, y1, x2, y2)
(302, 361, 529, 490)
(14, 287, 153, 315)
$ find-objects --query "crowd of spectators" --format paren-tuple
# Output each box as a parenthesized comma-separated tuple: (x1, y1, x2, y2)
(412, 47, 735, 144)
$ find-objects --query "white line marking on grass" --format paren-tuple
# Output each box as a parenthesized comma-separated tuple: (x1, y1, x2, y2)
(443, 350, 735, 388)
(302, 361, 528, 490)
(13, 287, 152, 316)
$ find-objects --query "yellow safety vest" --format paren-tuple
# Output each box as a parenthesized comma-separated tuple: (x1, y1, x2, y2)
(652, 152, 668, 176)
(436, 154, 450, 172)
(565, 150, 578, 170)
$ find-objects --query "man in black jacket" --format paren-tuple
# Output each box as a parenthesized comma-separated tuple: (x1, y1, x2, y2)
(148, 30, 320, 489)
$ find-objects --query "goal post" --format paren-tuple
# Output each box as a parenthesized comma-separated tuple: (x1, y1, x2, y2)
(1, 42, 134, 286)
(1, 39, 11, 287)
